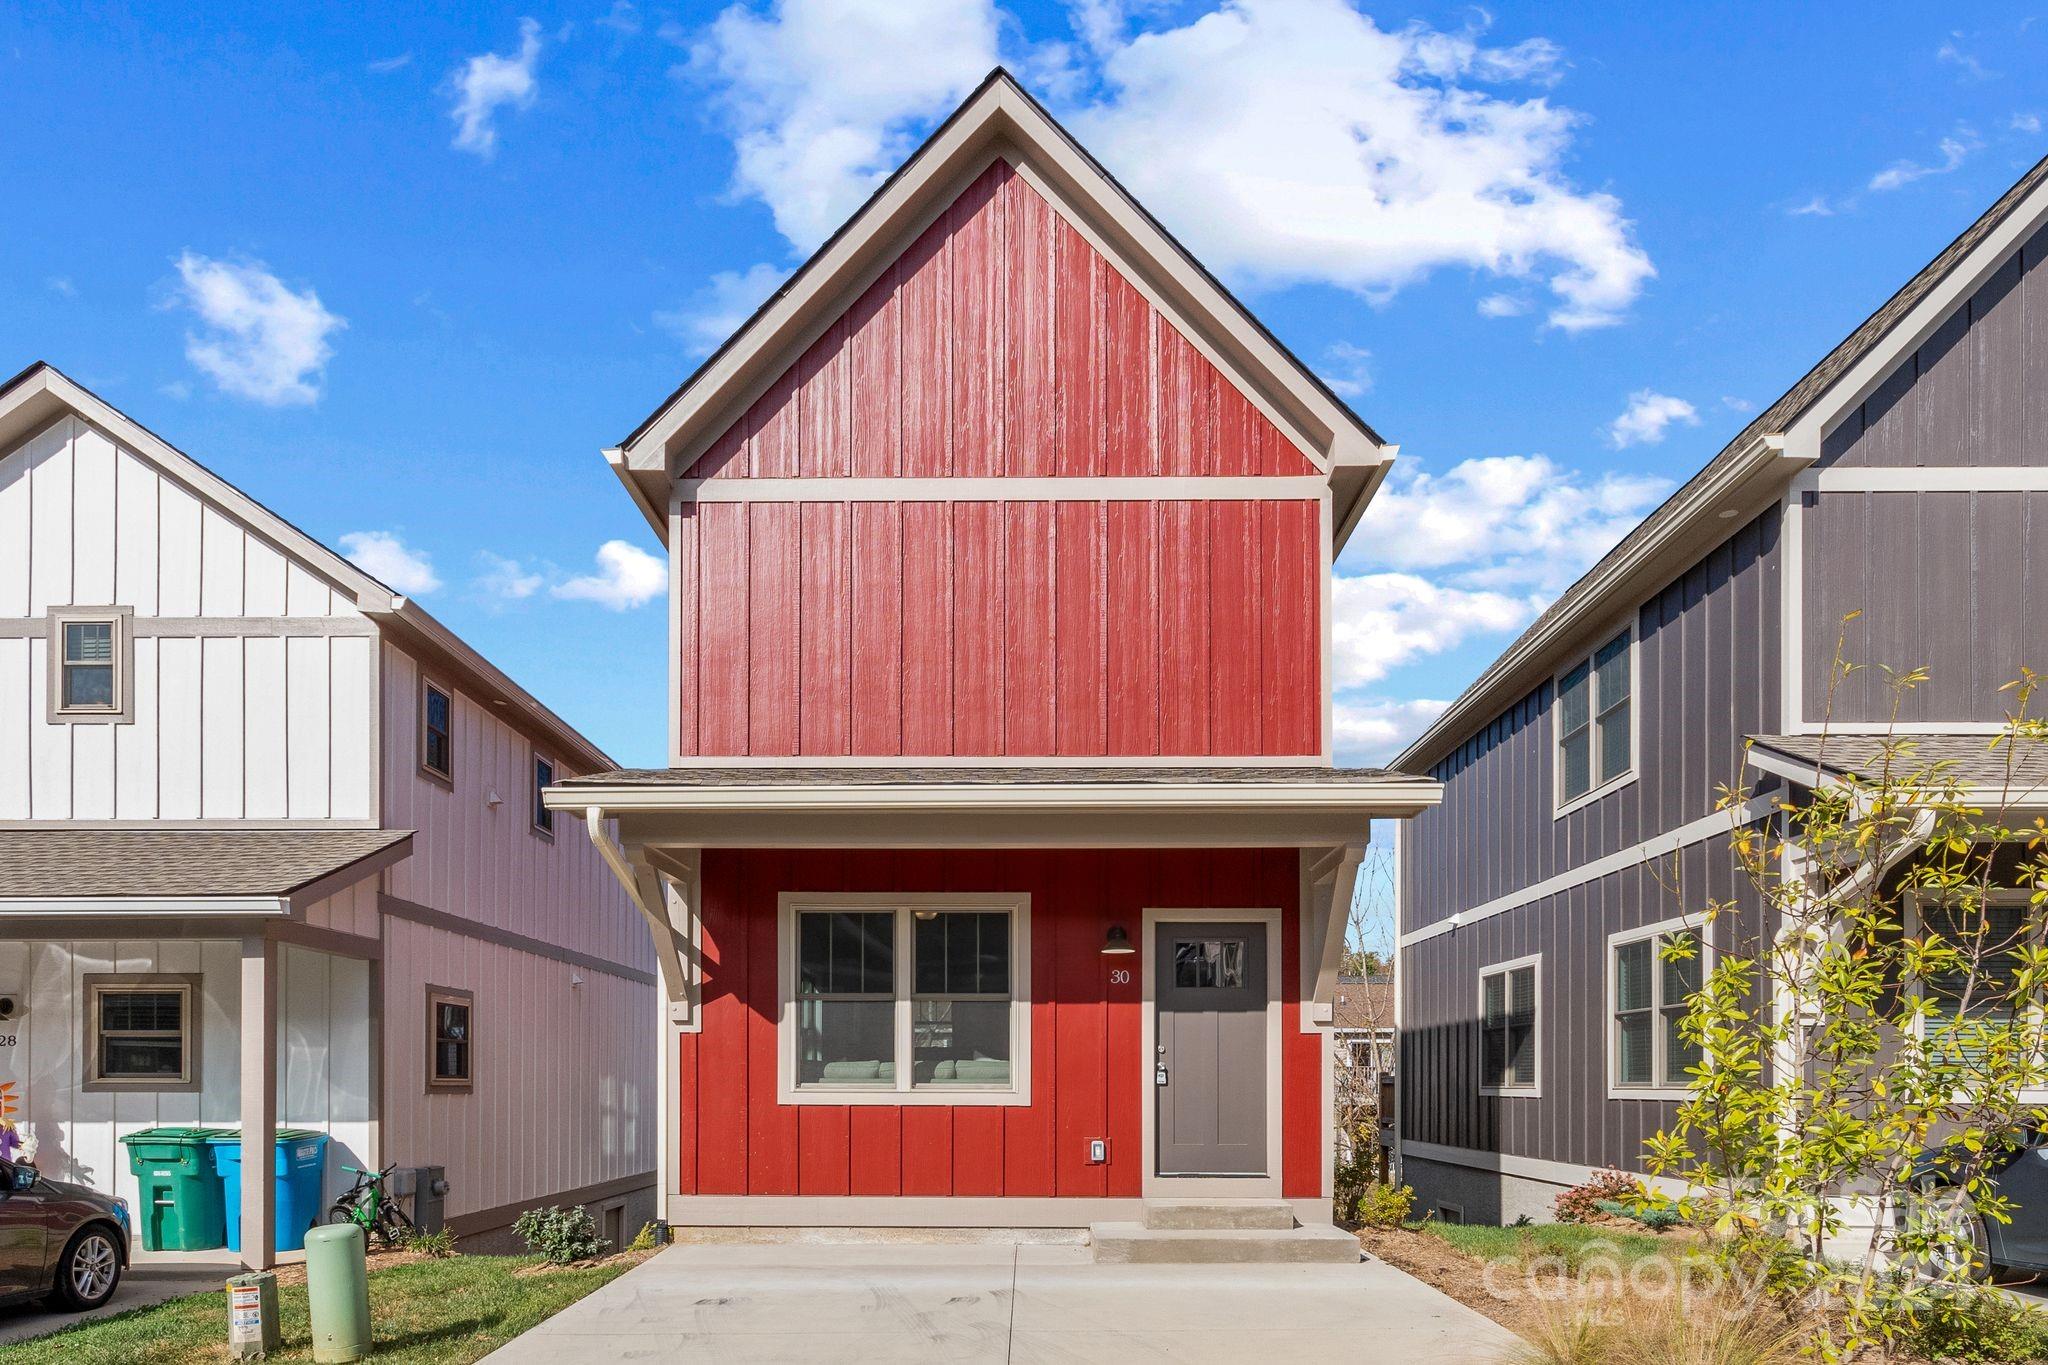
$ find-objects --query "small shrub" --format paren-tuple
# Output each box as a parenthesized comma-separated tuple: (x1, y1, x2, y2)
(1513, 1292, 1804, 1365)
(627, 1222, 657, 1253)
(1331, 1121, 1388, 1221)
(512, 1205, 611, 1264)
(1591, 1198, 1681, 1231)
(1353, 1180, 1414, 1229)
(398, 1226, 457, 1258)
(1553, 1169, 1640, 1224)
(1898, 1286, 2048, 1365)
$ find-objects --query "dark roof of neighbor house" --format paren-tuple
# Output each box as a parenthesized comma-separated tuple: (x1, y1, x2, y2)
(0, 829, 412, 900)
(1333, 975, 1394, 1031)
(1396, 151, 2048, 776)
(555, 766, 1427, 788)
(1749, 733, 2048, 790)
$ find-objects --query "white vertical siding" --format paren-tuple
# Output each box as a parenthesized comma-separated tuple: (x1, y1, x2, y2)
(0, 415, 372, 821)
(379, 919, 652, 1221)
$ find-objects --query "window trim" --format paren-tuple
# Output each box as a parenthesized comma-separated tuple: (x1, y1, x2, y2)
(1605, 915, 1710, 1101)
(1477, 951, 1543, 1098)
(530, 751, 557, 840)
(82, 974, 199, 1092)
(419, 676, 455, 786)
(1552, 617, 1639, 819)
(776, 891, 1032, 1107)
(1902, 890, 2048, 1100)
(425, 984, 475, 1094)
(47, 606, 135, 725)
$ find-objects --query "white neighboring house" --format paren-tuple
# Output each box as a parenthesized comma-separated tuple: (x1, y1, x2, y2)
(0, 363, 657, 1267)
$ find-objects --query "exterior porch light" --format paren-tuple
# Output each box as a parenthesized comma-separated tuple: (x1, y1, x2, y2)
(1101, 925, 1135, 955)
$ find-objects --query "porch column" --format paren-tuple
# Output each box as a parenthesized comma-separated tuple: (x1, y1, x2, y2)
(239, 936, 277, 1271)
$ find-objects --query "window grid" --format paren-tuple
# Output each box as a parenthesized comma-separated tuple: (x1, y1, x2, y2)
(1611, 928, 1701, 1094)
(421, 681, 454, 782)
(427, 987, 474, 1092)
(1557, 628, 1632, 806)
(1479, 958, 1538, 1094)
(532, 754, 556, 836)
(87, 980, 193, 1087)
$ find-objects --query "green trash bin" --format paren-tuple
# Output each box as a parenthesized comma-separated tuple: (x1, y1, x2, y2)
(120, 1126, 229, 1251)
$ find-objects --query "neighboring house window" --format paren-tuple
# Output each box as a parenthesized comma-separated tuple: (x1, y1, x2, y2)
(427, 987, 474, 1092)
(1478, 955, 1540, 1095)
(532, 753, 555, 837)
(783, 894, 1030, 1104)
(1556, 627, 1633, 808)
(1912, 895, 2032, 1070)
(420, 680, 454, 782)
(48, 608, 133, 723)
(85, 976, 196, 1089)
(1608, 918, 1705, 1098)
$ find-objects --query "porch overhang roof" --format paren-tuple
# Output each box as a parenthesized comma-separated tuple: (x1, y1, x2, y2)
(0, 828, 413, 917)
(545, 766, 1439, 848)
(1747, 733, 2048, 809)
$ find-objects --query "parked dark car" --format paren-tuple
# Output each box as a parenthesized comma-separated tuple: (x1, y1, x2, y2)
(0, 1158, 128, 1311)
(1903, 1136, 2048, 1281)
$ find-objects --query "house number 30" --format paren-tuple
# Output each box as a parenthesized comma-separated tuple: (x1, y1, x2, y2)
(1109, 969, 1131, 985)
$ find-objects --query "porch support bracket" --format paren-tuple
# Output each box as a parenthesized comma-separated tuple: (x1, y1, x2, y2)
(585, 806, 693, 1020)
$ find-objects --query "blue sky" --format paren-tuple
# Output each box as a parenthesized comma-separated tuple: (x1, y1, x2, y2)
(5, 1, 2046, 769)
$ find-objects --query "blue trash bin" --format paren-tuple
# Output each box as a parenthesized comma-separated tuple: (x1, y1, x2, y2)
(208, 1130, 331, 1254)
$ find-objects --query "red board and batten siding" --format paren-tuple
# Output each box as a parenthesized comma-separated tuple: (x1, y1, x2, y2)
(676, 848, 1323, 1201)
(671, 159, 1324, 760)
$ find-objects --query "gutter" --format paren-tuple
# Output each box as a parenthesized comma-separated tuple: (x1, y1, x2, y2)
(0, 896, 291, 917)
(545, 778, 1441, 815)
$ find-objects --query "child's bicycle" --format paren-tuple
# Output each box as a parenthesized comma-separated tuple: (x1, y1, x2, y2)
(328, 1163, 417, 1248)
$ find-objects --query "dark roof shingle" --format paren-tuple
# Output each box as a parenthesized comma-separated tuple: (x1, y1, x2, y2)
(1750, 733, 2048, 790)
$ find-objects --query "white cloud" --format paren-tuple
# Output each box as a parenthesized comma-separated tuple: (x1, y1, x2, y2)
(2013, 112, 2042, 134)
(1722, 395, 1755, 414)
(1869, 134, 1974, 192)
(1606, 389, 1699, 448)
(170, 253, 344, 406)
(368, 52, 414, 74)
(553, 540, 666, 609)
(1065, 1, 1651, 330)
(1320, 341, 1371, 398)
(687, 0, 1649, 329)
(597, 1, 642, 35)
(1477, 292, 1528, 318)
(1350, 453, 1669, 590)
(449, 18, 543, 157)
(47, 276, 75, 297)
(1332, 571, 1539, 686)
(689, 0, 1003, 249)
(476, 552, 545, 601)
(1787, 194, 1836, 217)
(340, 531, 442, 595)
(1332, 695, 1449, 764)
(1936, 37, 1993, 81)
(655, 261, 786, 355)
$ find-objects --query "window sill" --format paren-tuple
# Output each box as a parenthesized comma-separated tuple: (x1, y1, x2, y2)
(1554, 768, 1638, 821)
(1478, 1086, 1541, 1099)
(780, 1086, 1031, 1107)
(1606, 1087, 1690, 1102)
(418, 765, 455, 791)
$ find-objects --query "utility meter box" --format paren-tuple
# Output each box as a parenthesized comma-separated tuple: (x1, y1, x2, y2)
(402, 1166, 448, 1233)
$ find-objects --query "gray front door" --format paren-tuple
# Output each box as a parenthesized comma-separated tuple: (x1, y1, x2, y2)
(1155, 922, 1267, 1177)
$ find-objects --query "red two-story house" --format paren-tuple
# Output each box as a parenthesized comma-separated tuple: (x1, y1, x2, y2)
(549, 70, 1438, 1235)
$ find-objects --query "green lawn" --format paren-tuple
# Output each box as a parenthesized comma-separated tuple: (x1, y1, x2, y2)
(3, 1253, 639, 1365)
(1414, 1219, 1685, 1269)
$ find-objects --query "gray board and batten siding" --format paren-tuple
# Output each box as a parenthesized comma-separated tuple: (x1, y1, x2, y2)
(1804, 218, 2048, 725)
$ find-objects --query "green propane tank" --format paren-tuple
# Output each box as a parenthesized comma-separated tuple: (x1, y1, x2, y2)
(225, 1271, 280, 1359)
(304, 1223, 372, 1363)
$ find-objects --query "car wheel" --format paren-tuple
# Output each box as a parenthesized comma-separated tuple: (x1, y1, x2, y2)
(1899, 1185, 1996, 1283)
(51, 1226, 122, 1311)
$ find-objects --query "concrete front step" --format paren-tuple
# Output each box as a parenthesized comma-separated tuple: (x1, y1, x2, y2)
(1141, 1200, 1297, 1231)
(1089, 1221, 1360, 1265)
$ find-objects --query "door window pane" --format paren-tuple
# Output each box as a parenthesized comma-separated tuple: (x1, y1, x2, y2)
(1174, 939, 1246, 989)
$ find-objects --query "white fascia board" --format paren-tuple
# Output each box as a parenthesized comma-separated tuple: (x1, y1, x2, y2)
(606, 447, 670, 541)
(1782, 173, 2048, 463)
(0, 896, 290, 917)
(546, 779, 1440, 815)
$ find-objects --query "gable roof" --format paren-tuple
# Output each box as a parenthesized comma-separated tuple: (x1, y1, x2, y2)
(610, 68, 1392, 548)
(1396, 150, 2048, 775)
(0, 361, 615, 774)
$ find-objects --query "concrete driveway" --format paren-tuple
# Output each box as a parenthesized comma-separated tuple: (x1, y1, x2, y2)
(484, 1238, 1522, 1364)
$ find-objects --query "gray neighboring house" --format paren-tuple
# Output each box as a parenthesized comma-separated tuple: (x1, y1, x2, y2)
(1393, 151, 2048, 1225)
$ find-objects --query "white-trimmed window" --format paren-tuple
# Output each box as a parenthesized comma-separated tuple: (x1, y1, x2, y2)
(420, 679, 454, 783)
(1478, 954, 1540, 1096)
(84, 976, 197, 1090)
(1556, 626, 1634, 811)
(531, 753, 555, 838)
(1906, 892, 2040, 1079)
(1608, 917, 1706, 1100)
(780, 893, 1030, 1105)
(426, 986, 474, 1092)
(48, 608, 133, 723)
